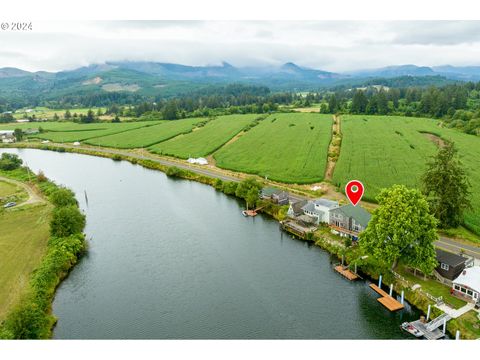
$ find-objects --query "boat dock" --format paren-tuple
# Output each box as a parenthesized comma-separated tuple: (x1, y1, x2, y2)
(334, 265, 359, 281)
(369, 284, 404, 311)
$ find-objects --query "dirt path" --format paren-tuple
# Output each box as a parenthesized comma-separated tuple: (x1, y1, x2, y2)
(324, 114, 342, 181)
(422, 132, 447, 147)
(0, 175, 45, 207)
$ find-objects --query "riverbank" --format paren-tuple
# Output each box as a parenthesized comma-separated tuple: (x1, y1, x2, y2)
(0, 165, 86, 339)
(1, 145, 479, 339)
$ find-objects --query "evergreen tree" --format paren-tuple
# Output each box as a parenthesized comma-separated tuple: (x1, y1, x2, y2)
(351, 90, 368, 114)
(421, 141, 472, 228)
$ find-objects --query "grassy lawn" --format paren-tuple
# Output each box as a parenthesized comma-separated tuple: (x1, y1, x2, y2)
(333, 115, 480, 234)
(451, 310, 480, 339)
(397, 265, 467, 309)
(0, 203, 52, 321)
(86, 117, 205, 148)
(149, 114, 258, 158)
(214, 113, 333, 183)
(0, 180, 27, 205)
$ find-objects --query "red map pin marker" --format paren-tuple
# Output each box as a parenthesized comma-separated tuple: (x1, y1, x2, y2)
(345, 180, 364, 206)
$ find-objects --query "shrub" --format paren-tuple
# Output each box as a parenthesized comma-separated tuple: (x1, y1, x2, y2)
(50, 206, 86, 238)
(0, 153, 23, 170)
(50, 187, 77, 207)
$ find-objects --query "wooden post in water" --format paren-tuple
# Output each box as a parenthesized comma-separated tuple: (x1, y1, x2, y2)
(378, 275, 382, 288)
(341, 255, 344, 266)
(400, 290, 404, 305)
(456, 330, 460, 340)
(427, 304, 431, 321)
(354, 263, 357, 274)
(389, 284, 393, 296)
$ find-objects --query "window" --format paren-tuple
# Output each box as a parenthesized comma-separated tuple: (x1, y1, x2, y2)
(467, 289, 473, 296)
(454, 285, 461, 291)
(440, 263, 449, 271)
(461, 287, 467, 294)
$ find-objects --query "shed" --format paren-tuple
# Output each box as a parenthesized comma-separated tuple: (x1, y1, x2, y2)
(435, 249, 467, 281)
(452, 266, 480, 304)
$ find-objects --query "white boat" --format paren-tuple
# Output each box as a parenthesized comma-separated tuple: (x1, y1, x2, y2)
(241, 210, 248, 217)
(400, 322, 424, 338)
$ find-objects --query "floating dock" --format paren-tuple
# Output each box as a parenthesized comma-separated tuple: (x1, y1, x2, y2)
(334, 265, 359, 281)
(369, 284, 404, 311)
(408, 319, 445, 340)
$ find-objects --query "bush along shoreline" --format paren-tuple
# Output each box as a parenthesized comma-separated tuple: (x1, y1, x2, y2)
(0, 164, 86, 339)
(0, 143, 477, 339)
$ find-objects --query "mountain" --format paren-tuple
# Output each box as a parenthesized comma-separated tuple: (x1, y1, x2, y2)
(348, 65, 436, 78)
(0, 61, 478, 106)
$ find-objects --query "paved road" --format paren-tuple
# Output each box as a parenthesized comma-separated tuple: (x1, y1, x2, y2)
(436, 237, 480, 259)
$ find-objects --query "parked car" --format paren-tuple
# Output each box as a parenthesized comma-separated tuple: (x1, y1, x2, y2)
(3, 202, 17, 208)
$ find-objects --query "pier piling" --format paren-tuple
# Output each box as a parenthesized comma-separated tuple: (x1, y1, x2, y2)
(400, 290, 404, 305)
(378, 275, 382, 288)
(456, 330, 460, 340)
(389, 284, 393, 296)
(427, 304, 431, 322)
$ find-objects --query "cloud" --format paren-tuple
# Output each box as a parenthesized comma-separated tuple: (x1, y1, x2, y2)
(0, 20, 479, 72)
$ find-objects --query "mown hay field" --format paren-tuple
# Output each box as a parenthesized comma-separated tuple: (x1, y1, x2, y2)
(0, 203, 52, 321)
(149, 114, 259, 158)
(333, 115, 480, 233)
(86, 118, 207, 148)
(214, 113, 333, 184)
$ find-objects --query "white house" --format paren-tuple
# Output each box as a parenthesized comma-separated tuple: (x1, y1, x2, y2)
(301, 198, 339, 224)
(452, 266, 480, 304)
(0, 130, 15, 143)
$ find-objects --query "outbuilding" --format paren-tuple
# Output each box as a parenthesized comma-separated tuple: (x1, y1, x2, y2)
(435, 249, 467, 281)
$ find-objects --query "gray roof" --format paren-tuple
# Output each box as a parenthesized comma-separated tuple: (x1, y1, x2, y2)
(313, 198, 339, 209)
(301, 201, 323, 215)
(331, 204, 371, 227)
(436, 249, 467, 267)
(290, 200, 307, 213)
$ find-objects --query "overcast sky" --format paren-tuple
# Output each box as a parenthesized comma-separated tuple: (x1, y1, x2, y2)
(2, 21, 480, 72)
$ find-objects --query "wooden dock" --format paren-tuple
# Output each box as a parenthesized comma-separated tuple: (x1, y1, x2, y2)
(334, 265, 359, 281)
(409, 319, 445, 340)
(369, 284, 404, 311)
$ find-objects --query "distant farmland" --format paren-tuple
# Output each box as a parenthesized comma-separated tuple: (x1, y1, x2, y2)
(86, 118, 207, 148)
(333, 115, 480, 233)
(149, 114, 258, 158)
(31, 122, 160, 142)
(214, 113, 333, 183)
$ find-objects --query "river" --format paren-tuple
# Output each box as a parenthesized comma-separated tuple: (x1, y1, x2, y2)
(1, 148, 421, 339)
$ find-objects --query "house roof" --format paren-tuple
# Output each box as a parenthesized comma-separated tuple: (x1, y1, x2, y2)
(313, 198, 339, 209)
(290, 200, 307, 213)
(261, 187, 281, 197)
(301, 201, 323, 216)
(453, 266, 480, 292)
(297, 214, 317, 224)
(436, 249, 467, 267)
(332, 204, 371, 227)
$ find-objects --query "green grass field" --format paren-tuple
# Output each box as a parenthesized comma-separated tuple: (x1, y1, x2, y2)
(333, 115, 480, 233)
(0, 203, 52, 321)
(29, 121, 160, 143)
(86, 118, 207, 148)
(149, 114, 258, 158)
(214, 113, 333, 183)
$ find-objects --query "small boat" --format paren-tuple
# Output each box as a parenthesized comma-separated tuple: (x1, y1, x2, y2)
(242, 210, 248, 217)
(400, 322, 424, 338)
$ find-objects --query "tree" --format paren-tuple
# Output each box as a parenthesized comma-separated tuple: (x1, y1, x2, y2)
(50, 205, 86, 238)
(235, 177, 262, 199)
(162, 101, 178, 120)
(14, 128, 23, 142)
(351, 90, 368, 114)
(360, 185, 438, 273)
(112, 115, 121, 123)
(64, 110, 72, 120)
(50, 187, 77, 207)
(0, 153, 23, 170)
(245, 188, 258, 209)
(327, 94, 339, 113)
(53, 113, 59, 121)
(421, 141, 472, 228)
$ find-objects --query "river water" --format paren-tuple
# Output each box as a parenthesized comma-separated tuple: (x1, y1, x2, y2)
(2, 148, 420, 339)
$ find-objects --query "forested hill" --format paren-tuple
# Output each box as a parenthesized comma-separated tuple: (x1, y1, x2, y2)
(1, 61, 480, 108)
